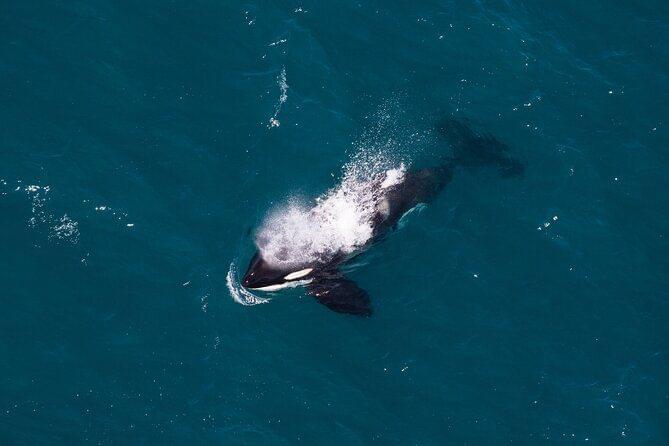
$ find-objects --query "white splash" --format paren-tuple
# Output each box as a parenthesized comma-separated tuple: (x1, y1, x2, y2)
(268, 38, 288, 47)
(226, 260, 271, 306)
(50, 214, 80, 243)
(268, 67, 288, 128)
(255, 166, 408, 267)
(255, 108, 414, 268)
(381, 164, 405, 188)
(24, 184, 50, 227)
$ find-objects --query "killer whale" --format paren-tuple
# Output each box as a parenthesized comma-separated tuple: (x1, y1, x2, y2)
(242, 118, 523, 316)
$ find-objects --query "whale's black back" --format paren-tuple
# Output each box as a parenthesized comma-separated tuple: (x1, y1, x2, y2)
(371, 118, 523, 238)
(308, 118, 524, 316)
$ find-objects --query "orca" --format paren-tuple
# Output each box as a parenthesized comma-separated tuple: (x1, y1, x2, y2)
(242, 119, 523, 316)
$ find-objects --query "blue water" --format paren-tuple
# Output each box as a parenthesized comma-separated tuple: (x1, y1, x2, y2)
(2, 1, 668, 444)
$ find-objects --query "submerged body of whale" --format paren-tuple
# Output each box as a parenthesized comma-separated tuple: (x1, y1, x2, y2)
(242, 119, 523, 316)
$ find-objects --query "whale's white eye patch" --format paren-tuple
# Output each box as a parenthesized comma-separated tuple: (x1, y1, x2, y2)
(284, 268, 313, 281)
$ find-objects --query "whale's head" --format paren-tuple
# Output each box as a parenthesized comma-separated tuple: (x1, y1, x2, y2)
(242, 252, 315, 291)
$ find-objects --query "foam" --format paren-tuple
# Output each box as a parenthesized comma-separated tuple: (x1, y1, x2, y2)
(268, 67, 288, 128)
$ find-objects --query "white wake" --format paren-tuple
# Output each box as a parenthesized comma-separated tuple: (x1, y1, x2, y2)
(226, 260, 271, 306)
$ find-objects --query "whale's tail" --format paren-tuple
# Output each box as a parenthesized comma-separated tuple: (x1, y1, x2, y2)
(437, 118, 524, 178)
(412, 118, 523, 201)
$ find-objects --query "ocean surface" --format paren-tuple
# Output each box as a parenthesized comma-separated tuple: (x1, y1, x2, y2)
(2, 1, 668, 444)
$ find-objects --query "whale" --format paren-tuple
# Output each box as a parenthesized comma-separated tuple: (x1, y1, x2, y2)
(242, 119, 523, 316)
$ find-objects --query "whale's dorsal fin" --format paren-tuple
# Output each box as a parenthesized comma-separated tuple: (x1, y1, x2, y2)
(307, 276, 372, 317)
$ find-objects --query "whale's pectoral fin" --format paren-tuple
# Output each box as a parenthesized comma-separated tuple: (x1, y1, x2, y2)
(307, 276, 372, 317)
